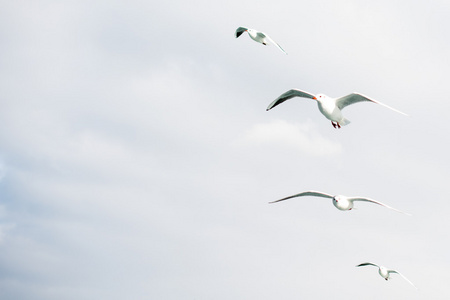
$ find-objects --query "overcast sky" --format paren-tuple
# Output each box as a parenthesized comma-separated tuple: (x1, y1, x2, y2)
(1, 0, 450, 299)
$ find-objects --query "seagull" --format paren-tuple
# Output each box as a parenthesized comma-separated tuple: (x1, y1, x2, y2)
(356, 262, 417, 289)
(269, 191, 410, 215)
(235, 27, 287, 54)
(266, 89, 408, 128)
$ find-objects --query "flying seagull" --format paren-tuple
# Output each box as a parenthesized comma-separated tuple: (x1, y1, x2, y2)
(235, 27, 287, 54)
(356, 262, 417, 289)
(269, 191, 410, 215)
(266, 89, 407, 128)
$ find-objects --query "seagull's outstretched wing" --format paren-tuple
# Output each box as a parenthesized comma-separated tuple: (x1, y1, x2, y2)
(266, 89, 316, 111)
(336, 93, 408, 116)
(356, 262, 380, 268)
(389, 270, 418, 289)
(235, 27, 248, 38)
(348, 197, 411, 216)
(265, 35, 287, 54)
(269, 190, 333, 204)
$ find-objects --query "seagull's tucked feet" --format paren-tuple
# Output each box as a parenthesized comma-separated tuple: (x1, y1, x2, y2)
(331, 121, 341, 129)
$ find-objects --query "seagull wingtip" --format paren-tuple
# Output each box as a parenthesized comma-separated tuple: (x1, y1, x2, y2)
(398, 209, 412, 216)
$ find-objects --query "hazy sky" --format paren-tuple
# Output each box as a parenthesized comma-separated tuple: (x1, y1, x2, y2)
(1, 0, 450, 299)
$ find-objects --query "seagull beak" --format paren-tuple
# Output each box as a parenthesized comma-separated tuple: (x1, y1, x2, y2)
(313, 97, 317, 100)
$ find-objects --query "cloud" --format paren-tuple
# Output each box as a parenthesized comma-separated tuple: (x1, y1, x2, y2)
(0, 160, 6, 183)
(0, 0, 449, 299)
(232, 119, 343, 157)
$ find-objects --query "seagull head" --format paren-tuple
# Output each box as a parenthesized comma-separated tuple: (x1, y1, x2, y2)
(333, 195, 345, 202)
(315, 94, 328, 101)
(332, 195, 353, 211)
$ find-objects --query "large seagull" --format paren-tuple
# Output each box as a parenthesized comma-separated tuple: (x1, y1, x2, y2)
(266, 89, 407, 128)
(269, 190, 410, 215)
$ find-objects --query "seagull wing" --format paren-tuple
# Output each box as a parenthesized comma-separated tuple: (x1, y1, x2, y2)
(356, 262, 380, 268)
(389, 270, 418, 289)
(265, 35, 287, 54)
(266, 89, 316, 111)
(257, 31, 267, 38)
(348, 197, 411, 215)
(235, 27, 248, 38)
(336, 93, 408, 116)
(269, 190, 333, 204)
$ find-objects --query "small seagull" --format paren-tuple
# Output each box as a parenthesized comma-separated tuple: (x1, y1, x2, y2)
(356, 262, 417, 289)
(235, 26, 287, 54)
(269, 191, 410, 215)
(266, 89, 407, 128)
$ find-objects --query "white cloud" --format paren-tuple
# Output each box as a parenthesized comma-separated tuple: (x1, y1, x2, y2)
(232, 119, 343, 156)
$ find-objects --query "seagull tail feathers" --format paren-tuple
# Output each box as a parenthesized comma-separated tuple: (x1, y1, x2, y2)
(340, 118, 351, 126)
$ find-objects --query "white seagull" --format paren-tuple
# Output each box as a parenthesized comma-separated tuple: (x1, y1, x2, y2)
(235, 26, 287, 54)
(269, 191, 410, 215)
(356, 262, 417, 289)
(266, 89, 407, 128)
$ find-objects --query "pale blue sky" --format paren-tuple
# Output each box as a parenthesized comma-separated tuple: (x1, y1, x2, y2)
(0, 0, 449, 299)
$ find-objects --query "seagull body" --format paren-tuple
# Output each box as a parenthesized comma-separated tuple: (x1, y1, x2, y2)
(269, 191, 410, 215)
(266, 89, 407, 128)
(356, 262, 417, 289)
(235, 26, 287, 54)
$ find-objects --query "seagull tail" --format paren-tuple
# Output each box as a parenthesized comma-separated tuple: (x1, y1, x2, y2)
(340, 118, 351, 126)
